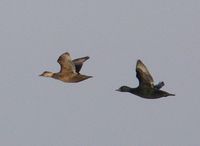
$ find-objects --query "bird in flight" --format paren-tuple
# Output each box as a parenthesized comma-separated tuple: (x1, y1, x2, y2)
(116, 60, 175, 99)
(40, 52, 92, 83)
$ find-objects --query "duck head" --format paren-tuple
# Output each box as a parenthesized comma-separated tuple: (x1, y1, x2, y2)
(116, 86, 131, 92)
(39, 71, 54, 77)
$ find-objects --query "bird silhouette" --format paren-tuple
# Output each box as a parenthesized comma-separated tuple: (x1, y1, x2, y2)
(116, 60, 175, 99)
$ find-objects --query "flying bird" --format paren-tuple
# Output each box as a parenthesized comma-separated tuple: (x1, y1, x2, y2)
(40, 52, 92, 83)
(116, 60, 175, 99)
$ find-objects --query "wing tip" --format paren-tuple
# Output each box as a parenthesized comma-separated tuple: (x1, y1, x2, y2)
(85, 56, 90, 60)
(136, 59, 143, 66)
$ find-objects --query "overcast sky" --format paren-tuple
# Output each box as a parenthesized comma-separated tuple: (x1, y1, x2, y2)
(0, 0, 200, 146)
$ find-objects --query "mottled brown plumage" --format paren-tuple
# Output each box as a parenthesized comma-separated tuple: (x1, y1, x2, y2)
(40, 52, 92, 83)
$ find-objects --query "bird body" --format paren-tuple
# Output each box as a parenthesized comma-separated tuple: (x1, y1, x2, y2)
(52, 72, 92, 83)
(117, 86, 175, 99)
(116, 60, 175, 99)
(40, 52, 92, 83)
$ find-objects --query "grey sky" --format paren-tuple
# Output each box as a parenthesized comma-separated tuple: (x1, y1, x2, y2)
(0, 0, 200, 145)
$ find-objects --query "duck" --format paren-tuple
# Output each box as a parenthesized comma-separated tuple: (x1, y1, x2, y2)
(116, 60, 175, 99)
(40, 52, 92, 83)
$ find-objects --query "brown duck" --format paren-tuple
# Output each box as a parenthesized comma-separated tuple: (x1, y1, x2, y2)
(116, 60, 175, 99)
(40, 52, 92, 83)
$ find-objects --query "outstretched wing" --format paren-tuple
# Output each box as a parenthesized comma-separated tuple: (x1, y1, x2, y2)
(57, 52, 76, 74)
(72, 56, 89, 73)
(154, 81, 165, 90)
(136, 60, 154, 88)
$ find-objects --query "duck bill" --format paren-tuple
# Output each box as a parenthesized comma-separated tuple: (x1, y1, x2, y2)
(39, 74, 43, 76)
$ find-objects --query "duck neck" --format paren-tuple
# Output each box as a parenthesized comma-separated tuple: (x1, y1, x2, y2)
(130, 87, 140, 94)
(51, 73, 59, 79)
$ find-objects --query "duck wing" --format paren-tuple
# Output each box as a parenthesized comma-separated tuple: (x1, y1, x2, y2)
(154, 81, 165, 89)
(57, 52, 76, 74)
(136, 60, 154, 88)
(72, 56, 89, 73)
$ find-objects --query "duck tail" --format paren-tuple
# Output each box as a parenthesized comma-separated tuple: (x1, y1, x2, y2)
(169, 93, 175, 96)
(87, 75, 93, 79)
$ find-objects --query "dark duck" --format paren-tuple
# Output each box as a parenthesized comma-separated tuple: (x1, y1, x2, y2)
(116, 60, 175, 99)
